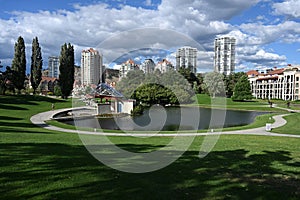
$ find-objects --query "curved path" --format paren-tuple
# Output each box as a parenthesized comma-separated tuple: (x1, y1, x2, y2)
(30, 108, 300, 138)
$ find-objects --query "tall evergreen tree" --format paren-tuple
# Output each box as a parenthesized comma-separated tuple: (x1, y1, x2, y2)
(12, 36, 26, 94)
(59, 43, 74, 99)
(30, 37, 43, 94)
(232, 75, 253, 101)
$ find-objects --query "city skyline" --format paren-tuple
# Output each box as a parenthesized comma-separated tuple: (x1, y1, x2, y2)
(0, 0, 299, 73)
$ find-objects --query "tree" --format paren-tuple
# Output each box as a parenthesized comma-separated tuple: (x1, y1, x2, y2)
(30, 37, 43, 94)
(116, 70, 193, 105)
(59, 43, 74, 99)
(161, 70, 194, 103)
(54, 85, 62, 97)
(0, 66, 15, 95)
(116, 70, 145, 99)
(232, 75, 253, 101)
(133, 83, 175, 105)
(178, 67, 198, 89)
(12, 36, 26, 94)
(202, 72, 225, 98)
(224, 72, 246, 98)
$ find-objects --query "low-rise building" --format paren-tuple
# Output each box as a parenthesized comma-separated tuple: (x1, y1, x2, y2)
(38, 76, 59, 94)
(247, 65, 300, 101)
(155, 59, 174, 73)
(119, 59, 139, 79)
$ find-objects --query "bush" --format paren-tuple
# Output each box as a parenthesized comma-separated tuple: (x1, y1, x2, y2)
(131, 104, 144, 116)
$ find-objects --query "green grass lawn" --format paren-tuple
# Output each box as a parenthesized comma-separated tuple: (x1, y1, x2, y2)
(1, 95, 300, 199)
(193, 94, 286, 112)
(272, 112, 300, 135)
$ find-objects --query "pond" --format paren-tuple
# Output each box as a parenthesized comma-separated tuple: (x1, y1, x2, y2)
(56, 106, 267, 131)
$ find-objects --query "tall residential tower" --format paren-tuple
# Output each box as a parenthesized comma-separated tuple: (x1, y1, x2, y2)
(48, 56, 59, 78)
(214, 37, 236, 75)
(81, 48, 104, 86)
(176, 46, 197, 74)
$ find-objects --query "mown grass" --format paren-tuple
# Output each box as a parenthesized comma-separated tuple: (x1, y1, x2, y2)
(192, 94, 287, 112)
(1, 95, 300, 199)
(272, 112, 300, 135)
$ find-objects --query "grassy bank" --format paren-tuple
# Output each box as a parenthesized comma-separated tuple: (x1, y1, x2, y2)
(193, 94, 288, 112)
(272, 112, 300, 135)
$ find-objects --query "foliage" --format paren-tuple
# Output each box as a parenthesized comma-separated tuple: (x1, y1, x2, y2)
(59, 43, 74, 99)
(131, 104, 144, 116)
(232, 75, 253, 101)
(160, 70, 194, 103)
(202, 72, 225, 98)
(194, 73, 204, 94)
(223, 72, 246, 97)
(0, 66, 15, 95)
(117, 70, 194, 105)
(178, 67, 198, 89)
(133, 83, 178, 105)
(54, 85, 62, 97)
(30, 37, 43, 94)
(116, 70, 145, 98)
(11, 36, 26, 94)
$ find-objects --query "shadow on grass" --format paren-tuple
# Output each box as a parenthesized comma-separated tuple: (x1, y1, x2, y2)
(0, 94, 65, 105)
(0, 116, 23, 121)
(0, 121, 40, 128)
(0, 104, 28, 110)
(0, 142, 299, 199)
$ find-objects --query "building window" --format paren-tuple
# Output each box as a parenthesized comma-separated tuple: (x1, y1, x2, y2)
(296, 77, 299, 81)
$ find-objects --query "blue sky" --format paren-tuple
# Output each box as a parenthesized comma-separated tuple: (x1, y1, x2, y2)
(0, 0, 299, 73)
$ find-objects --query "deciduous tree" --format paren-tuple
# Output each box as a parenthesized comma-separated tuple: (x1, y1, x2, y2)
(202, 72, 225, 98)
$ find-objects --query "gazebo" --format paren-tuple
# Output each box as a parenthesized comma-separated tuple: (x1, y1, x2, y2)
(94, 83, 135, 115)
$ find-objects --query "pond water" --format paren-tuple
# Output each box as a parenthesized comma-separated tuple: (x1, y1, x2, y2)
(58, 106, 267, 131)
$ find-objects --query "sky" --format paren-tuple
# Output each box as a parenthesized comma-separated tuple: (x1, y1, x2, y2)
(0, 0, 300, 73)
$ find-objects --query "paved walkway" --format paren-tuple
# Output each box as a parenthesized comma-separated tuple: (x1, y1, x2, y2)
(30, 108, 300, 138)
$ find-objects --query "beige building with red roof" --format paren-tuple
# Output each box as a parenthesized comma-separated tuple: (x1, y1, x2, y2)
(247, 65, 300, 101)
(155, 59, 174, 73)
(119, 59, 139, 79)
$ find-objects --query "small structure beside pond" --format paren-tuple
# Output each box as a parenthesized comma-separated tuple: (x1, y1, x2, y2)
(94, 83, 135, 115)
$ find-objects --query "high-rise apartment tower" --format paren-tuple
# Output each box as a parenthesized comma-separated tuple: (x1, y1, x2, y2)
(214, 37, 236, 75)
(176, 46, 197, 74)
(48, 56, 59, 78)
(81, 48, 104, 86)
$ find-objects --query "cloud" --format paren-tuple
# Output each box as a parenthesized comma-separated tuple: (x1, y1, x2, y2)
(240, 21, 300, 45)
(273, 0, 300, 18)
(239, 49, 286, 67)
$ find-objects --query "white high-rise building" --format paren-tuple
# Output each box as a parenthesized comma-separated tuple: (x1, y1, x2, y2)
(176, 46, 197, 74)
(48, 56, 59, 78)
(214, 37, 236, 75)
(141, 59, 155, 74)
(81, 48, 104, 86)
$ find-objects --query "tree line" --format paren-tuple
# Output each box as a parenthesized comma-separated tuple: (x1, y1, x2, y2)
(0, 36, 74, 99)
(116, 67, 252, 109)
